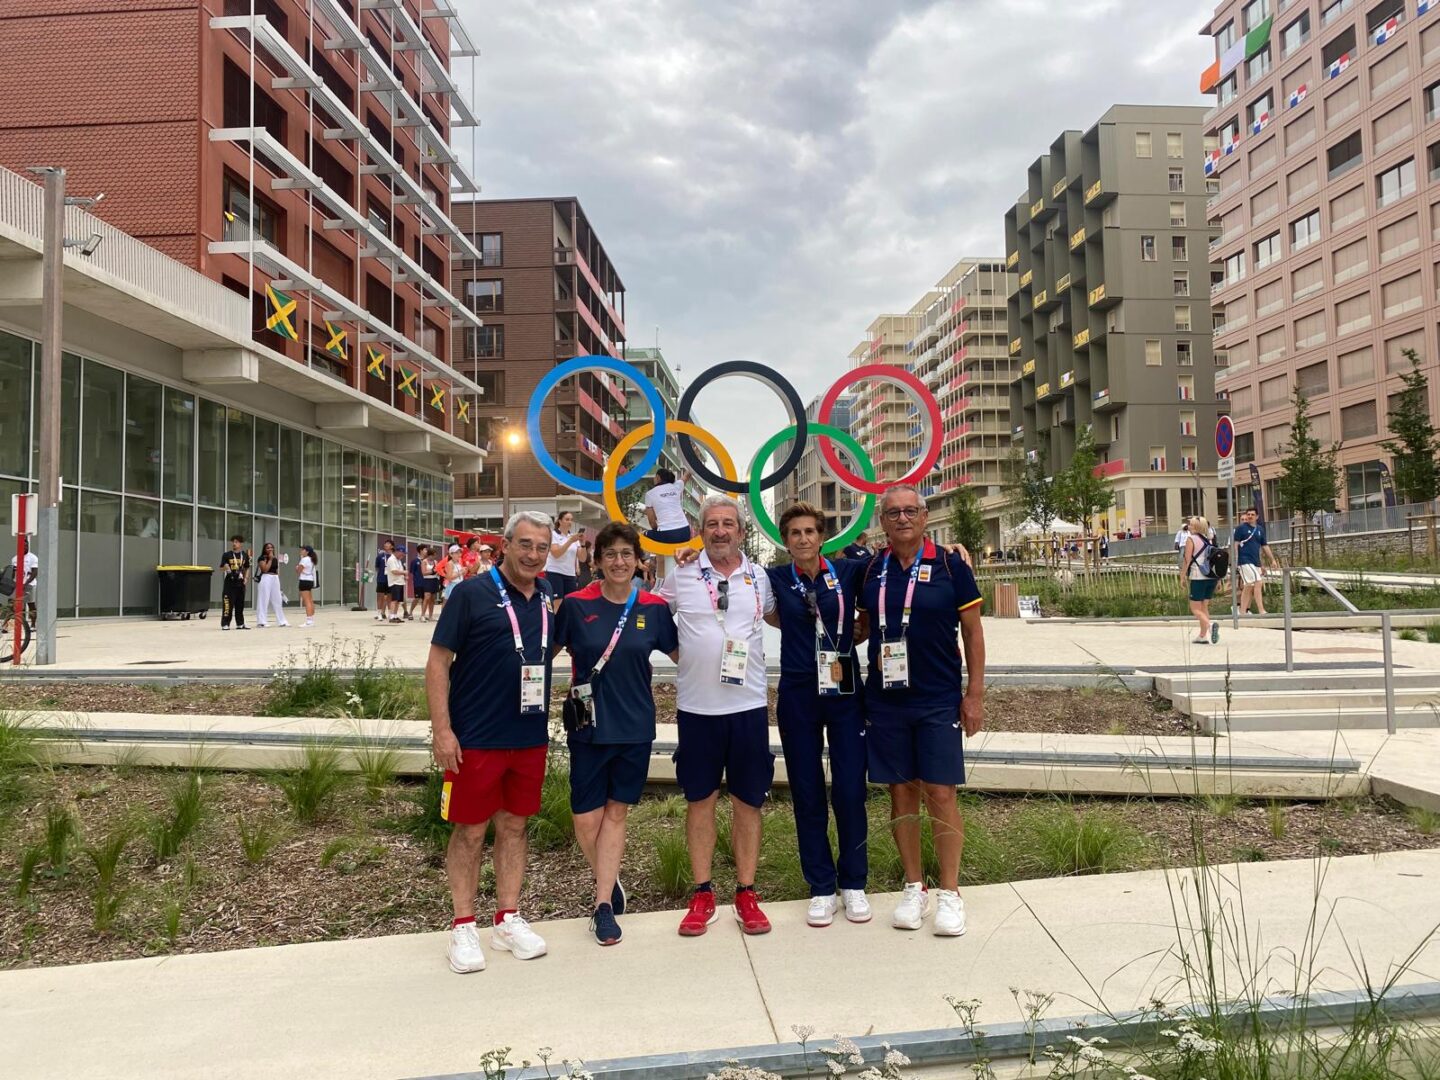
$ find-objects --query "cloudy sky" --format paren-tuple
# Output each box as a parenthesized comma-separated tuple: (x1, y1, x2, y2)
(453, 0, 1216, 469)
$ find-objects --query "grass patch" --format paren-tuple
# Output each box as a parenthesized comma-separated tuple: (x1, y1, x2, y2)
(527, 765, 573, 853)
(237, 814, 286, 865)
(43, 804, 76, 875)
(265, 638, 425, 720)
(275, 745, 346, 824)
(387, 768, 452, 857)
(651, 830, 690, 901)
(351, 738, 401, 803)
(1427, 620, 1440, 645)
(82, 825, 131, 933)
(1399, 627, 1422, 642)
(1017, 802, 1148, 877)
(148, 771, 207, 861)
(1406, 806, 1440, 835)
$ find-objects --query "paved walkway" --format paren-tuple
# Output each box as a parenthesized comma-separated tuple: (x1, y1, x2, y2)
(23, 609, 1440, 674)
(3, 851, 1437, 1080)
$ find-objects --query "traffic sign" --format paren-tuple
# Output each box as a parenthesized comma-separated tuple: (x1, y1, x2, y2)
(1217, 455, 1235, 484)
(10, 493, 35, 536)
(1215, 415, 1235, 459)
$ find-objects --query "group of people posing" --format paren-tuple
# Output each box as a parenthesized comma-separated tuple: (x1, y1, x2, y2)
(217, 537, 319, 629)
(425, 482, 985, 973)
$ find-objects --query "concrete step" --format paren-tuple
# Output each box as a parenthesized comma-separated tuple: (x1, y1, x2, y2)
(1198, 706, 1440, 733)
(1173, 687, 1440, 715)
(1154, 670, 1440, 698)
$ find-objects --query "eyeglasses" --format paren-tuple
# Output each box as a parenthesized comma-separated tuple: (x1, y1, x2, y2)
(600, 549, 636, 563)
(716, 578, 730, 612)
(882, 507, 924, 521)
(510, 540, 550, 555)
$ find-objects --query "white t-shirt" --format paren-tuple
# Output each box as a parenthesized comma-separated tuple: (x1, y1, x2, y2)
(10, 552, 38, 578)
(385, 554, 406, 587)
(645, 482, 689, 531)
(656, 551, 775, 716)
(298, 556, 315, 582)
(545, 529, 579, 575)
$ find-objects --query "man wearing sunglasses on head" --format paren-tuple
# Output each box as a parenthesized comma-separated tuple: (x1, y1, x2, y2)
(656, 495, 777, 937)
(861, 483, 986, 939)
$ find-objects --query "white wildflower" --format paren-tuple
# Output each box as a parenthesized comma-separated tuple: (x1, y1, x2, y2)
(1078, 1046, 1107, 1064)
(792, 1025, 815, 1042)
(826, 1060, 845, 1076)
(856, 1069, 883, 1080)
(883, 1049, 910, 1068)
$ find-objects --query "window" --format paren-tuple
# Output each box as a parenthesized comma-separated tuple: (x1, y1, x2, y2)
(1341, 400, 1378, 439)
(1322, 0, 1355, 25)
(1426, 80, 1440, 123)
(467, 325, 504, 359)
(1170, 201, 1187, 227)
(1145, 338, 1163, 366)
(1377, 158, 1415, 207)
(1329, 184, 1366, 230)
(1326, 79, 1361, 129)
(1372, 103, 1413, 156)
(222, 59, 286, 148)
(1149, 447, 1168, 472)
(1177, 340, 1194, 366)
(1330, 237, 1365, 283)
(1369, 41, 1410, 98)
(1338, 345, 1376, 386)
(477, 233, 502, 267)
(1236, 431, 1256, 463)
(1249, 93, 1274, 131)
(1327, 131, 1363, 178)
(465, 279, 503, 313)
(1173, 272, 1190, 296)
(1244, 0, 1270, 28)
(1379, 215, 1420, 263)
(1260, 376, 1290, 413)
(1430, 140, 1440, 182)
(1293, 260, 1324, 300)
(1297, 360, 1329, 396)
(1252, 182, 1281, 222)
(1285, 110, 1316, 154)
(1322, 26, 1357, 72)
(1175, 306, 1192, 332)
(1135, 131, 1153, 158)
(1177, 374, 1196, 400)
(1223, 251, 1247, 286)
(222, 176, 279, 245)
(1335, 292, 1372, 335)
(1346, 461, 1386, 509)
(1217, 19, 1237, 50)
(1167, 132, 1184, 158)
(1286, 160, 1318, 204)
(1262, 424, 1289, 457)
(1250, 134, 1279, 175)
(1248, 44, 1272, 83)
(1381, 271, 1423, 317)
(1168, 167, 1185, 192)
(1218, 73, 1239, 106)
(1386, 330, 1425, 371)
(1282, 10, 1311, 54)
(1255, 232, 1283, 269)
(1296, 309, 1327, 348)
(1180, 409, 1197, 436)
(308, 140, 353, 202)
(1172, 236, 1189, 262)
(1426, 20, 1440, 65)
(1256, 278, 1285, 317)
(1259, 326, 1288, 364)
(1141, 235, 1157, 261)
(1291, 209, 1321, 251)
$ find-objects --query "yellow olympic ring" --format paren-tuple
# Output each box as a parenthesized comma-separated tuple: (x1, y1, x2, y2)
(603, 421, 737, 557)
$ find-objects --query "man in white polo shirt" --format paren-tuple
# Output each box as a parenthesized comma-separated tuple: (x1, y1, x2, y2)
(657, 494, 776, 937)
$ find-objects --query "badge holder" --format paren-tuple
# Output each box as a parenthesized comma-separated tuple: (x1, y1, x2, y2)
(562, 682, 594, 734)
(520, 664, 547, 714)
(720, 636, 750, 686)
(816, 647, 856, 696)
(880, 640, 910, 690)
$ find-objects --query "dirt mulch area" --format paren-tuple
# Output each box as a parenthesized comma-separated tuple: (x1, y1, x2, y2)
(0, 682, 274, 717)
(978, 688, 1195, 737)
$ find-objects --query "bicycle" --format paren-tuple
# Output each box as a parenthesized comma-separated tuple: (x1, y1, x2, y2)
(0, 595, 33, 664)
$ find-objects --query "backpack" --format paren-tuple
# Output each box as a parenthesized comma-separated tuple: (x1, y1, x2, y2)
(1198, 537, 1229, 580)
(0, 564, 13, 598)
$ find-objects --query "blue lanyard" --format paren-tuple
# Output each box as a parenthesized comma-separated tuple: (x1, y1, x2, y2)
(791, 560, 844, 649)
(588, 586, 638, 679)
(490, 567, 549, 662)
(877, 548, 922, 641)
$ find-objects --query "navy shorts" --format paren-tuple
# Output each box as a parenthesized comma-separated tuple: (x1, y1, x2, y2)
(646, 525, 693, 545)
(388, 584, 405, 602)
(866, 704, 965, 786)
(569, 741, 652, 813)
(1189, 578, 1219, 602)
(674, 707, 775, 807)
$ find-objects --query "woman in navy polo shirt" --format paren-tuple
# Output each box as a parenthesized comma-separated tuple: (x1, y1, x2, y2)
(553, 521, 678, 946)
(761, 502, 873, 928)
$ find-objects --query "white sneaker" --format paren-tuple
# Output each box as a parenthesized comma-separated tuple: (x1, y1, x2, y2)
(304, 618, 314, 627)
(892, 882, 929, 930)
(841, 889, 873, 923)
(933, 890, 967, 937)
(447, 921, 486, 973)
(278, 621, 289, 627)
(492, 913, 547, 960)
(806, 894, 838, 927)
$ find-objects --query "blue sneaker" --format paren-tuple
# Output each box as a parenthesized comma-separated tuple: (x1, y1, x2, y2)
(590, 903, 621, 946)
(611, 878, 627, 916)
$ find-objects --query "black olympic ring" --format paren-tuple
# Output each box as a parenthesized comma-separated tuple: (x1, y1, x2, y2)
(675, 361, 808, 494)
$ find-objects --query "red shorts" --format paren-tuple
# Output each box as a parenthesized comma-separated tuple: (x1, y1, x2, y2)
(441, 746, 547, 825)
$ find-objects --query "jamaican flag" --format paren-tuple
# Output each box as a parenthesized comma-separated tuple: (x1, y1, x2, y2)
(265, 283, 298, 341)
(323, 321, 348, 360)
(397, 364, 419, 398)
(366, 345, 387, 378)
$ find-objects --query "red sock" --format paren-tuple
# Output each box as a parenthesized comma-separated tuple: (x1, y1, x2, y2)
(451, 915, 476, 928)
(494, 909, 517, 926)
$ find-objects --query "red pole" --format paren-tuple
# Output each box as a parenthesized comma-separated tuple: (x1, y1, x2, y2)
(14, 496, 27, 666)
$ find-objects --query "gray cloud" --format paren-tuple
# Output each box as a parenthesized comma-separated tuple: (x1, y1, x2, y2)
(453, 0, 1216, 467)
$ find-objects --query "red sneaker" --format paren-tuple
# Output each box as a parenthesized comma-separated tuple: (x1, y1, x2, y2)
(678, 890, 718, 936)
(733, 889, 772, 935)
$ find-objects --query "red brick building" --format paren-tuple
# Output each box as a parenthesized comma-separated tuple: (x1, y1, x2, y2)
(0, 0, 487, 444)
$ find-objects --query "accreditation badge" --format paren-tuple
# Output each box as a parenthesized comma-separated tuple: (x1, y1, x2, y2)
(520, 664, 546, 713)
(817, 649, 841, 696)
(720, 636, 750, 685)
(880, 640, 910, 689)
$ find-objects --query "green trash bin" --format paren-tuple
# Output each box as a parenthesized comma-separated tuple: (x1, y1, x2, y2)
(157, 565, 213, 620)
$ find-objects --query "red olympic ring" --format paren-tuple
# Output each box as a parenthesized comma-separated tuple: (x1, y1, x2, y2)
(817, 364, 943, 495)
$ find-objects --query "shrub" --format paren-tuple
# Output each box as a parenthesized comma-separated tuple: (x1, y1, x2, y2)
(149, 771, 207, 861)
(276, 744, 347, 823)
(83, 825, 131, 933)
(1427, 621, 1440, 645)
(0, 710, 43, 812)
(1399, 628, 1422, 641)
(527, 766, 573, 852)
(1266, 801, 1287, 840)
(652, 831, 690, 900)
(1018, 803, 1147, 877)
(237, 815, 286, 864)
(44, 804, 76, 874)
(15, 843, 43, 898)
(352, 739, 401, 802)
(1406, 807, 1440, 835)
(390, 769, 452, 856)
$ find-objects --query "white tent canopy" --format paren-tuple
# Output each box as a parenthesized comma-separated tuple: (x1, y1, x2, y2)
(1005, 518, 1084, 539)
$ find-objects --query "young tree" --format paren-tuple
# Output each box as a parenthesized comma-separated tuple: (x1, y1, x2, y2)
(1380, 349, 1440, 505)
(1277, 389, 1340, 564)
(948, 484, 986, 557)
(1003, 447, 1059, 564)
(1055, 426, 1115, 535)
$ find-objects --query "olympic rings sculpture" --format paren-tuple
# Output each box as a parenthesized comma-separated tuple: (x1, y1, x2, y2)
(526, 354, 942, 551)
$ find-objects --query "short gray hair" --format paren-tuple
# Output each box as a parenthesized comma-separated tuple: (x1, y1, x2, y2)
(879, 484, 927, 512)
(700, 494, 746, 533)
(504, 510, 553, 539)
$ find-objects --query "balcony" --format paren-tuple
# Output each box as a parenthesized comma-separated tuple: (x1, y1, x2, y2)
(1019, 269, 1034, 289)
(1036, 381, 1053, 399)
(1033, 288, 1052, 311)
(1073, 327, 1091, 350)
(1029, 198, 1044, 220)
(1009, 337, 1023, 355)
(1069, 227, 1086, 251)
(1006, 251, 1020, 269)
(1089, 282, 1120, 309)
(1021, 358, 1037, 378)
(1084, 179, 1114, 207)
(1056, 273, 1072, 293)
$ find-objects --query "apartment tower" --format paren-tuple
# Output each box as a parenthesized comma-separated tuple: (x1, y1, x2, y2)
(1200, 0, 1440, 513)
(849, 312, 922, 503)
(1007, 104, 1222, 536)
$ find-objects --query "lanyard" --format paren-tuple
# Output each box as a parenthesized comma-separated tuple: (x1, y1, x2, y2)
(490, 567, 549, 662)
(700, 558, 761, 634)
(588, 586, 638, 679)
(792, 560, 844, 650)
(877, 548, 922, 641)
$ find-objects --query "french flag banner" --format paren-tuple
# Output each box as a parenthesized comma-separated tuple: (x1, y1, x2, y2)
(1252, 111, 1270, 134)
(1374, 16, 1399, 44)
(1289, 83, 1308, 108)
(1329, 52, 1350, 78)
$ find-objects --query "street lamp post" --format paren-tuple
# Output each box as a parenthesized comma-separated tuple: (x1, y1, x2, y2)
(497, 424, 522, 527)
(31, 168, 65, 666)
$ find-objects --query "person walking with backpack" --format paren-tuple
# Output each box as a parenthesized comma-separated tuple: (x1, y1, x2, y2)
(1181, 515, 1222, 644)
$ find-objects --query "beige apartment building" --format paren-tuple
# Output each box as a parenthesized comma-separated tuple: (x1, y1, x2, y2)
(1007, 105, 1223, 537)
(1201, 0, 1440, 513)
(849, 311, 921, 501)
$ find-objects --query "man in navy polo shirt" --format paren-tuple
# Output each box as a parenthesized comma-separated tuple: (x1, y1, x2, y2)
(1232, 507, 1280, 615)
(427, 510, 556, 974)
(554, 521, 678, 946)
(862, 483, 985, 938)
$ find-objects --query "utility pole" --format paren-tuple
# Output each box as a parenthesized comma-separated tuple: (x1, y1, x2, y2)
(33, 168, 64, 666)
(501, 433, 512, 526)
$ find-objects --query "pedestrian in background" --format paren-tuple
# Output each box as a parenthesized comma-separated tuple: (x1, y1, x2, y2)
(254, 542, 287, 628)
(296, 545, 318, 626)
(545, 510, 584, 598)
(419, 544, 441, 622)
(406, 544, 427, 621)
(1181, 515, 1219, 644)
(218, 535, 250, 630)
(383, 540, 407, 624)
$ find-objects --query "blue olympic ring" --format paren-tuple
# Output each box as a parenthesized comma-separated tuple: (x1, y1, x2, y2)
(526, 355, 669, 495)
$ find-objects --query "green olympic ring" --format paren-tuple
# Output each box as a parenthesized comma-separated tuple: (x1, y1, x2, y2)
(747, 423, 876, 554)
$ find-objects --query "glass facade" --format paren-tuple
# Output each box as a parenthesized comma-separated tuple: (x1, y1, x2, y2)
(0, 328, 454, 617)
